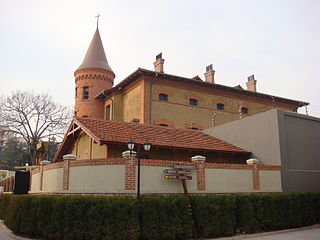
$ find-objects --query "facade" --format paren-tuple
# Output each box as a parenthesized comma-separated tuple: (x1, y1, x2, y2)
(29, 26, 310, 194)
(204, 109, 320, 192)
(74, 27, 308, 129)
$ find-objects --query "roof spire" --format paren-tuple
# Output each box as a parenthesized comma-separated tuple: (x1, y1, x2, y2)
(75, 26, 114, 73)
(95, 12, 100, 28)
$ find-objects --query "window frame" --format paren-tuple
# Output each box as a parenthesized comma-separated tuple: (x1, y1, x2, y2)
(216, 103, 225, 110)
(189, 98, 198, 106)
(159, 93, 168, 101)
(83, 86, 89, 99)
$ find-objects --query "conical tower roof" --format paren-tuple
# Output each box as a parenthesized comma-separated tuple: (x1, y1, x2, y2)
(76, 28, 113, 73)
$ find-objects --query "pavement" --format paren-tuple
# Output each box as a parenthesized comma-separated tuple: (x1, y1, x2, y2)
(0, 219, 319, 240)
(212, 224, 320, 240)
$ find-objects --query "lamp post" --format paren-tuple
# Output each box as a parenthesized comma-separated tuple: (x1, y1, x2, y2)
(127, 139, 151, 199)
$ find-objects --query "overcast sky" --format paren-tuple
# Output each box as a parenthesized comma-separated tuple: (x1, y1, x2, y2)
(1, 0, 319, 117)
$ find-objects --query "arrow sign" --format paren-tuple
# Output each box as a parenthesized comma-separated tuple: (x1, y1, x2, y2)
(163, 169, 191, 175)
(172, 165, 198, 170)
(164, 175, 192, 180)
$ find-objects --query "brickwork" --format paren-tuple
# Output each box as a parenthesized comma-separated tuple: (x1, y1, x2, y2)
(31, 157, 282, 193)
(74, 68, 115, 119)
(125, 157, 136, 190)
(252, 164, 260, 190)
(63, 160, 70, 190)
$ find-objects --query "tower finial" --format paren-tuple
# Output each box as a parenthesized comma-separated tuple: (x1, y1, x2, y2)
(95, 12, 100, 28)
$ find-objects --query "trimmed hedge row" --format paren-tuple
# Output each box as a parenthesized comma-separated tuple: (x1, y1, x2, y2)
(0, 193, 319, 240)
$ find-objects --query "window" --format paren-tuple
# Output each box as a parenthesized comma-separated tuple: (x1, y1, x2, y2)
(83, 87, 89, 99)
(189, 98, 198, 106)
(105, 105, 111, 120)
(159, 124, 168, 127)
(75, 87, 77, 98)
(216, 103, 224, 110)
(159, 93, 168, 101)
(241, 107, 249, 114)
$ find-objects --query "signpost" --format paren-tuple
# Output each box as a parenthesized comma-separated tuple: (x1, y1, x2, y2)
(162, 163, 198, 239)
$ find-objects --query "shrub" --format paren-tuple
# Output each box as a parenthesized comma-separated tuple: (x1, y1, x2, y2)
(0, 192, 319, 240)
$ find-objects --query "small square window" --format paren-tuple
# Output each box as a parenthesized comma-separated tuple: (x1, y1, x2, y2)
(159, 93, 168, 101)
(83, 87, 89, 99)
(241, 107, 249, 114)
(217, 103, 224, 110)
(189, 98, 198, 106)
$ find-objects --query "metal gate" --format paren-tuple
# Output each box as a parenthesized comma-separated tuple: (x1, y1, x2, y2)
(13, 171, 30, 194)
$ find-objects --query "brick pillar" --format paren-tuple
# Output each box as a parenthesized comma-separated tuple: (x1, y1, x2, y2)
(247, 158, 260, 190)
(40, 165, 44, 191)
(191, 155, 206, 191)
(62, 154, 77, 191)
(125, 157, 136, 190)
(122, 151, 137, 191)
(63, 160, 70, 190)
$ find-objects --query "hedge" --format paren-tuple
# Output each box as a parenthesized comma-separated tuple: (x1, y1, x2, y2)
(0, 192, 319, 240)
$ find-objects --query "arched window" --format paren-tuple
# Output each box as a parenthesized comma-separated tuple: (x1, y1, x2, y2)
(83, 86, 89, 99)
(159, 93, 168, 101)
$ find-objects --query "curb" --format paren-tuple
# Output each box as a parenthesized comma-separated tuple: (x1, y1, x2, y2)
(208, 224, 320, 239)
(0, 220, 33, 240)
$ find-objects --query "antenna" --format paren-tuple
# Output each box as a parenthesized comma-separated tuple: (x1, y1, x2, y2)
(95, 12, 101, 28)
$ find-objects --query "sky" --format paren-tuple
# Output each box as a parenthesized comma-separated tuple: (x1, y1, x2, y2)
(0, 0, 319, 117)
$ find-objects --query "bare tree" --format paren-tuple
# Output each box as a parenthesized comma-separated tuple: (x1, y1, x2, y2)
(0, 90, 72, 165)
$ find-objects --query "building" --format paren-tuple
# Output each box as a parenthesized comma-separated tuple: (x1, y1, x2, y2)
(29, 26, 310, 194)
(74, 27, 308, 129)
(204, 109, 320, 192)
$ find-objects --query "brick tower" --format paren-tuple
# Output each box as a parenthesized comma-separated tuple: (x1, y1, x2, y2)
(74, 27, 115, 119)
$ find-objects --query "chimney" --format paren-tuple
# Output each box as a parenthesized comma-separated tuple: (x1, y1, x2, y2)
(154, 53, 165, 73)
(246, 74, 257, 92)
(204, 64, 215, 84)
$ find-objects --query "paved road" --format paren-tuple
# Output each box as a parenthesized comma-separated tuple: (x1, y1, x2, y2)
(214, 225, 320, 240)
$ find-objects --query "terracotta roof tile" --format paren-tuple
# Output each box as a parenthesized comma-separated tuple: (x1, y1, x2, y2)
(74, 117, 250, 155)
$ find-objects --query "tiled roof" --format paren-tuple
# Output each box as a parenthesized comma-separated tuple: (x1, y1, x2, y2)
(74, 117, 250, 154)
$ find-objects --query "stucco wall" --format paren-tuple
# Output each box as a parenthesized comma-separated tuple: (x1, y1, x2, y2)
(68, 165, 125, 192)
(140, 166, 197, 193)
(205, 169, 253, 193)
(204, 109, 282, 166)
(259, 170, 282, 192)
(278, 111, 320, 192)
(151, 83, 290, 129)
(30, 172, 41, 192)
(71, 132, 107, 159)
(123, 85, 141, 122)
(205, 109, 320, 192)
(42, 168, 63, 192)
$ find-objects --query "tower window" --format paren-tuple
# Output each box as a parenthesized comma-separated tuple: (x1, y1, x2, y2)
(189, 98, 198, 106)
(241, 107, 249, 114)
(83, 87, 89, 99)
(105, 105, 111, 120)
(216, 103, 225, 110)
(159, 93, 168, 101)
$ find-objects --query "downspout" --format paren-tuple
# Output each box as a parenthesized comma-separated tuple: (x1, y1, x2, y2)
(149, 73, 158, 124)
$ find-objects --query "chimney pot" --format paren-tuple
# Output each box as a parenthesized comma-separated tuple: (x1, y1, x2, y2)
(154, 53, 164, 73)
(204, 64, 215, 83)
(246, 74, 257, 92)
